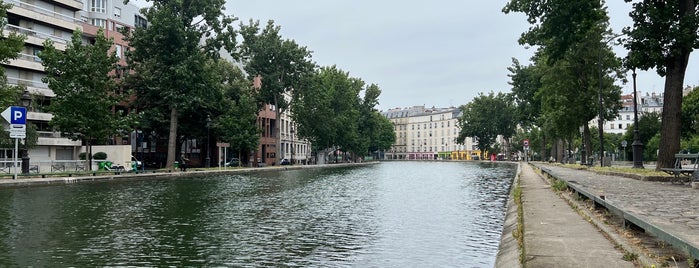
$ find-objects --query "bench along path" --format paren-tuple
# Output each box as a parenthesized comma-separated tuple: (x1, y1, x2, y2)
(532, 163, 699, 262)
(661, 153, 699, 183)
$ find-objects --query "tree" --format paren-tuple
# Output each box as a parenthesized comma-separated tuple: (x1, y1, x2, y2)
(358, 84, 395, 156)
(623, 0, 699, 169)
(123, 0, 236, 168)
(507, 58, 542, 129)
(238, 20, 316, 163)
(210, 61, 260, 165)
(40, 29, 125, 170)
(504, 0, 624, 164)
(457, 92, 516, 158)
(681, 86, 699, 138)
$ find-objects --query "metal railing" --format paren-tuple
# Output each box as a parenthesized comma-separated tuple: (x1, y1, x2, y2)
(0, 160, 141, 175)
(4, 24, 69, 45)
(6, 0, 84, 24)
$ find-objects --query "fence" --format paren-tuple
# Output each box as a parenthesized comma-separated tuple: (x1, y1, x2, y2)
(0, 160, 131, 174)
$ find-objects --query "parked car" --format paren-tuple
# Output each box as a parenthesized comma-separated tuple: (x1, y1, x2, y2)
(280, 158, 291, 165)
(224, 158, 240, 167)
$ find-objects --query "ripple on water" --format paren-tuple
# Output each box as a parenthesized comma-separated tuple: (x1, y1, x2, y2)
(0, 161, 514, 267)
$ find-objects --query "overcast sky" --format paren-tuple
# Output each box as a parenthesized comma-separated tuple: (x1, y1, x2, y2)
(134, 1, 699, 111)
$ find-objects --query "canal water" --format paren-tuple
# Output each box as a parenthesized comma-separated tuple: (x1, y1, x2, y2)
(0, 161, 515, 267)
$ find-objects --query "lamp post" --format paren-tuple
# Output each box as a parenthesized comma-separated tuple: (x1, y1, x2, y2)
(631, 69, 644, 168)
(205, 115, 211, 168)
(290, 126, 295, 165)
(20, 90, 31, 174)
(597, 46, 606, 167)
(597, 33, 623, 167)
(621, 140, 627, 162)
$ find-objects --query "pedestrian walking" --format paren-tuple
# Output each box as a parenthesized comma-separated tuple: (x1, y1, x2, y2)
(180, 154, 189, 172)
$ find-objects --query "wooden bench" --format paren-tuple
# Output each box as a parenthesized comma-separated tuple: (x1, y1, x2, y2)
(661, 153, 699, 184)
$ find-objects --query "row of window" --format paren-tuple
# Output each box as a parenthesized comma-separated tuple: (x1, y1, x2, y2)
(609, 123, 631, 130)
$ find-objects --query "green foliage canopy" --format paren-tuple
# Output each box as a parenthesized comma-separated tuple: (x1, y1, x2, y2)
(40, 29, 124, 143)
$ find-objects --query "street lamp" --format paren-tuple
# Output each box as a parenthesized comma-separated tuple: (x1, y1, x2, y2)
(631, 69, 644, 168)
(290, 126, 295, 165)
(20, 90, 31, 174)
(205, 115, 211, 168)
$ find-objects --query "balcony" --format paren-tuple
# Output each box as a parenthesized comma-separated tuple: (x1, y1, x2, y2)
(38, 133, 82, 146)
(7, 53, 44, 72)
(7, 0, 82, 31)
(6, 76, 55, 99)
(3, 24, 68, 50)
(50, 0, 83, 11)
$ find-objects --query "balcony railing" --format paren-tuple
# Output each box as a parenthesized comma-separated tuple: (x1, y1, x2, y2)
(6, 0, 84, 24)
(6, 76, 49, 90)
(4, 24, 69, 45)
(17, 53, 42, 63)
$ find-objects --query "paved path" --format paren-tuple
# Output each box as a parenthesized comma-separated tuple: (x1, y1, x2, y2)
(519, 163, 635, 267)
(531, 163, 699, 262)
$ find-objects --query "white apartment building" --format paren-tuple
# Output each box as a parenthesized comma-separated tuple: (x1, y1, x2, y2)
(279, 92, 312, 165)
(590, 91, 664, 135)
(383, 106, 480, 160)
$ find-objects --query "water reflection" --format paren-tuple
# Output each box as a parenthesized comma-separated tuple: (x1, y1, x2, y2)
(0, 161, 515, 267)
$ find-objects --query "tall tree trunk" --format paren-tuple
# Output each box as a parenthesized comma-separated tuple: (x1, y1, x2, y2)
(657, 0, 694, 170)
(583, 124, 592, 164)
(86, 140, 92, 171)
(274, 95, 282, 166)
(657, 57, 688, 169)
(167, 107, 178, 169)
(540, 135, 547, 162)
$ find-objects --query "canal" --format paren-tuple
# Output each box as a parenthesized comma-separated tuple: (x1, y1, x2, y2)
(0, 161, 516, 267)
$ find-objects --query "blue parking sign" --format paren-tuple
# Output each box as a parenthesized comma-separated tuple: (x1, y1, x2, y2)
(1, 106, 27, 125)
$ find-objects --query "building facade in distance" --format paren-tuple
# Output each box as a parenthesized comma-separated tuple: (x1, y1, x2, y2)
(382, 106, 480, 160)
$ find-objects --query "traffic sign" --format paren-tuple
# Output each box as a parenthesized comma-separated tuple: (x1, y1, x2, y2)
(9, 132, 25, 138)
(217, 142, 230, 147)
(523, 139, 529, 147)
(1, 106, 27, 125)
(10, 124, 25, 131)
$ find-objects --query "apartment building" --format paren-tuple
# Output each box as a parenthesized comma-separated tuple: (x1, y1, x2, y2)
(383, 106, 479, 160)
(590, 91, 665, 135)
(252, 78, 312, 166)
(1, 0, 144, 170)
(3, 0, 85, 163)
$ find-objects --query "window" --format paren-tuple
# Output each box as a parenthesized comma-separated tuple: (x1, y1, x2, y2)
(91, 18, 106, 28)
(619, 124, 623, 129)
(610, 124, 615, 129)
(135, 15, 148, 29)
(114, 7, 121, 17)
(626, 115, 630, 120)
(115, 45, 122, 59)
(91, 0, 106, 13)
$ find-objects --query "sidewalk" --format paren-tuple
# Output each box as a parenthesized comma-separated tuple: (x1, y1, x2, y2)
(518, 163, 635, 267)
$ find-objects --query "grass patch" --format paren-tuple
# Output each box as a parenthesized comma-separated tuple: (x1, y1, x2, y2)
(623, 251, 639, 261)
(512, 180, 525, 265)
(552, 179, 568, 192)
